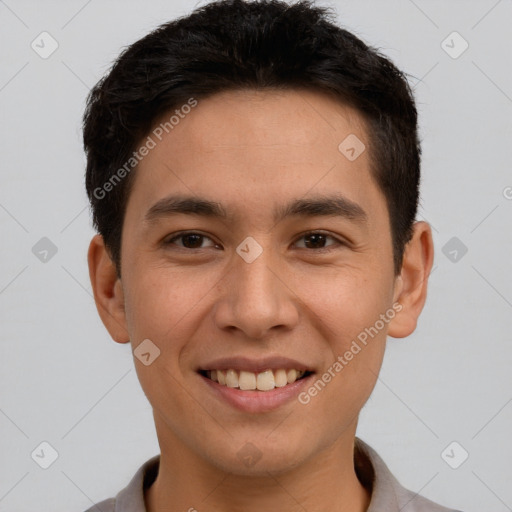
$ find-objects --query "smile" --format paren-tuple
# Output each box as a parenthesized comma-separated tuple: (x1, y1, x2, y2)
(201, 368, 311, 391)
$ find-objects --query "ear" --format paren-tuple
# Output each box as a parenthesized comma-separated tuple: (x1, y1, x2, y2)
(387, 221, 434, 338)
(87, 234, 130, 344)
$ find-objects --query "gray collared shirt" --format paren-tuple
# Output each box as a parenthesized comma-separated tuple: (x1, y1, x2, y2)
(84, 438, 462, 512)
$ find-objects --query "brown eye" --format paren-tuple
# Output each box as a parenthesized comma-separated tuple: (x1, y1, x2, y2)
(294, 231, 342, 250)
(164, 232, 216, 249)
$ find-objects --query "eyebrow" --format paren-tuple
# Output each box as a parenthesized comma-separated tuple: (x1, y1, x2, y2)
(143, 193, 368, 226)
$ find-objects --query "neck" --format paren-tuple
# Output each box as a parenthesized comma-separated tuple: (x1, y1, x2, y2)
(145, 421, 371, 512)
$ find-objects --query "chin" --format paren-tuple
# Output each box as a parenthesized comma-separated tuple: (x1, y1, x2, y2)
(201, 435, 313, 477)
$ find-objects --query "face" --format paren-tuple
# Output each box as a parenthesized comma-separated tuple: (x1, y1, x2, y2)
(90, 88, 428, 476)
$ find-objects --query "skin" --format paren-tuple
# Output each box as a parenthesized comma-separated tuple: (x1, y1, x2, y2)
(88, 88, 434, 512)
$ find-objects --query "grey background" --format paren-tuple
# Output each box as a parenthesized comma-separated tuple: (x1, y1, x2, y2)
(0, 0, 511, 510)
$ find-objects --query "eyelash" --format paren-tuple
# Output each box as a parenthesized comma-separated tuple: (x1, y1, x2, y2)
(163, 230, 345, 252)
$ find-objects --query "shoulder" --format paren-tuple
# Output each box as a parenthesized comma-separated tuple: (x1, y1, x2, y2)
(81, 454, 160, 512)
(83, 497, 115, 512)
(395, 485, 464, 512)
(354, 438, 465, 512)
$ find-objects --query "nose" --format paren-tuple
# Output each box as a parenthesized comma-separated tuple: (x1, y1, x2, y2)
(213, 243, 300, 340)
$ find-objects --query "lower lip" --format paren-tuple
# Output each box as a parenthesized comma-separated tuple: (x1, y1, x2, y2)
(199, 372, 315, 413)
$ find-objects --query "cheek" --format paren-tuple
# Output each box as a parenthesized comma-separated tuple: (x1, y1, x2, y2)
(124, 266, 210, 341)
(125, 271, 205, 410)
(306, 269, 392, 398)
(310, 267, 394, 340)
(308, 300, 388, 428)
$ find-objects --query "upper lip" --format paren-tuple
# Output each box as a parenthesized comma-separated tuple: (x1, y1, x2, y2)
(198, 356, 314, 374)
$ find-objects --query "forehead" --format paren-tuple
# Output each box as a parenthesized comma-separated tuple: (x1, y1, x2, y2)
(124, 88, 387, 230)
(157, 88, 367, 150)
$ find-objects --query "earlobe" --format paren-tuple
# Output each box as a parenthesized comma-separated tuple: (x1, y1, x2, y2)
(387, 221, 434, 339)
(87, 234, 130, 344)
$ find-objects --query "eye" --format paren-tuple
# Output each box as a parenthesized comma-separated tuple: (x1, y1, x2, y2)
(293, 231, 343, 251)
(163, 230, 344, 251)
(163, 231, 218, 250)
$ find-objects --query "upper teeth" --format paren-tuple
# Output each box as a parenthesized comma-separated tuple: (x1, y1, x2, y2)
(207, 369, 306, 391)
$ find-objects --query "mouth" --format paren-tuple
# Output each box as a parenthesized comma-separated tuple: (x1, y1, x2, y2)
(196, 356, 316, 412)
(198, 368, 313, 392)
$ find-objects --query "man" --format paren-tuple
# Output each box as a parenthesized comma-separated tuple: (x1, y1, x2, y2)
(84, 0, 463, 510)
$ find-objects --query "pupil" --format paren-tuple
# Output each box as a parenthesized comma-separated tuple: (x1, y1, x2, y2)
(183, 234, 203, 248)
(305, 234, 326, 249)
